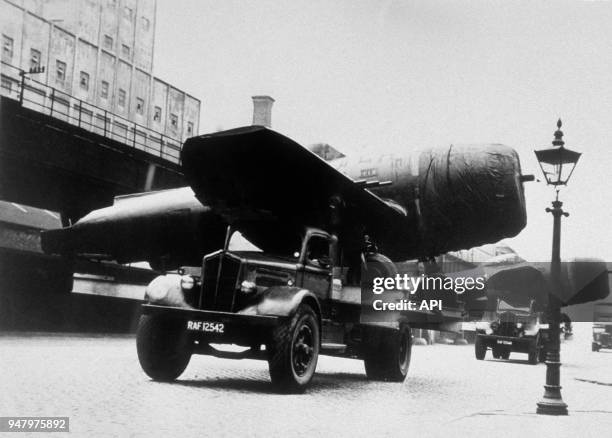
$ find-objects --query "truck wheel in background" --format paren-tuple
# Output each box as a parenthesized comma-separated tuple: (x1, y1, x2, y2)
(136, 314, 191, 381)
(363, 325, 412, 382)
(592, 342, 600, 352)
(267, 303, 320, 393)
(475, 336, 486, 360)
(500, 350, 510, 360)
(538, 346, 547, 362)
(527, 339, 538, 364)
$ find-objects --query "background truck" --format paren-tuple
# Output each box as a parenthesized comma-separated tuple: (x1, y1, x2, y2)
(474, 299, 548, 364)
(592, 303, 612, 351)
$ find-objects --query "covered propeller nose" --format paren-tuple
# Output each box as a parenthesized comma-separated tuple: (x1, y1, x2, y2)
(416, 144, 528, 256)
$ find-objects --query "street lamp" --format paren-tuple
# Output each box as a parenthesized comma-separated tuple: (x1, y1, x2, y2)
(534, 119, 581, 416)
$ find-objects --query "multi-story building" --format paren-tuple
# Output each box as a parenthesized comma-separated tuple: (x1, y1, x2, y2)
(0, 0, 200, 162)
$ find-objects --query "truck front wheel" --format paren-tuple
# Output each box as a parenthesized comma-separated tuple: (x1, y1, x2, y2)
(363, 325, 412, 382)
(267, 303, 320, 393)
(475, 336, 487, 360)
(136, 314, 191, 381)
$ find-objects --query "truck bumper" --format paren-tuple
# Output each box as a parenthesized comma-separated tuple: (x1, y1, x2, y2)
(141, 304, 284, 346)
(477, 334, 535, 353)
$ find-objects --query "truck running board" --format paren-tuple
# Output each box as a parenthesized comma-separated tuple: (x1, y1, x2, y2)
(321, 343, 347, 354)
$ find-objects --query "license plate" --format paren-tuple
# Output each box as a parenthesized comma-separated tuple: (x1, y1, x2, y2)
(186, 320, 225, 333)
(496, 340, 512, 345)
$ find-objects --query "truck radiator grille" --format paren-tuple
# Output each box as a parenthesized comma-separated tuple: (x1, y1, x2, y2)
(497, 312, 519, 337)
(200, 254, 240, 312)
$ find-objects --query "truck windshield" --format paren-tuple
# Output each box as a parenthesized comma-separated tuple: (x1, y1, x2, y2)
(497, 300, 531, 314)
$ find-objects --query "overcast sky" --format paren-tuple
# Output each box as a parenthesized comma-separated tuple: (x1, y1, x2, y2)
(154, 0, 612, 261)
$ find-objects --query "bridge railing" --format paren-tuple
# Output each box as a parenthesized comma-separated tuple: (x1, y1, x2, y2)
(1, 61, 182, 164)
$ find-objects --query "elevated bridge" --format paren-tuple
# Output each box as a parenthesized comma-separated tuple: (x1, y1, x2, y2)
(0, 63, 192, 331)
(1, 62, 186, 223)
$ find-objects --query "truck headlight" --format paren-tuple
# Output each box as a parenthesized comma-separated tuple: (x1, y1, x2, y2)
(240, 280, 257, 294)
(180, 275, 195, 290)
(516, 323, 523, 329)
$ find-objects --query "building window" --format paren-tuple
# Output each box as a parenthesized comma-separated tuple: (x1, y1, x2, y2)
(136, 97, 144, 115)
(121, 44, 130, 58)
(55, 60, 66, 85)
(123, 7, 133, 20)
(100, 80, 109, 99)
(79, 71, 89, 90)
(103, 35, 113, 50)
(187, 121, 194, 136)
(30, 49, 41, 70)
(118, 88, 126, 108)
(141, 17, 150, 30)
(153, 106, 161, 122)
(360, 168, 377, 178)
(2, 34, 13, 62)
(170, 113, 178, 128)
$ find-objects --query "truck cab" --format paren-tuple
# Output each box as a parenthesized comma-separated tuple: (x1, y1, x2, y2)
(136, 227, 411, 392)
(592, 323, 612, 351)
(592, 303, 612, 351)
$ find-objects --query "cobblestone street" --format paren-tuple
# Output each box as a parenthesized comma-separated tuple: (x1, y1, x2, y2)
(1, 323, 611, 437)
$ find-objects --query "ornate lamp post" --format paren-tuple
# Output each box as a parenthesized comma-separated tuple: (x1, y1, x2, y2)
(534, 119, 581, 416)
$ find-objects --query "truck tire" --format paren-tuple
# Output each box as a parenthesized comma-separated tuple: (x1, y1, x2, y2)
(492, 347, 501, 359)
(592, 343, 600, 352)
(538, 347, 547, 362)
(363, 325, 412, 382)
(500, 350, 510, 360)
(527, 340, 538, 364)
(475, 336, 486, 360)
(136, 314, 191, 381)
(267, 303, 320, 393)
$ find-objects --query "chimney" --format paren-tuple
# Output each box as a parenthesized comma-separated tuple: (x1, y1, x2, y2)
(251, 95, 275, 128)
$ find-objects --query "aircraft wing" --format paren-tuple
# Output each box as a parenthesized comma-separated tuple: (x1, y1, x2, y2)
(181, 126, 409, 255)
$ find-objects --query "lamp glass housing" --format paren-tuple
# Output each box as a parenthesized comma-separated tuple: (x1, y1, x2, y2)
(534, 146, 581, 186)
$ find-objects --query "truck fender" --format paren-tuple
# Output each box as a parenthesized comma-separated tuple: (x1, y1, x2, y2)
(145, 274, 191, 308)
(238, 286, 321, 321)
